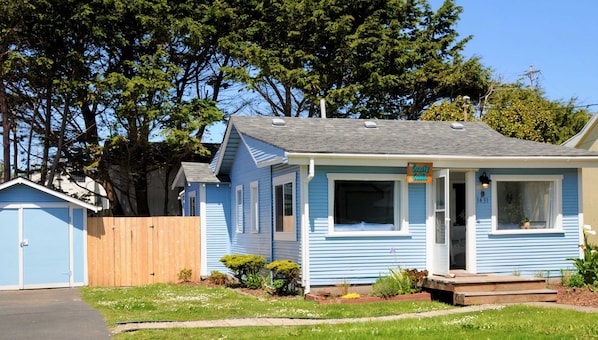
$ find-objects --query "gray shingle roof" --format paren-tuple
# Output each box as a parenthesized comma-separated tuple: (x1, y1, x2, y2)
(229, 116, 598, 157)
(172, 162, 229, 189)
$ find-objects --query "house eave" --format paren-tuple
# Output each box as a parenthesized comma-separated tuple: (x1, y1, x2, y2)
(285, 152, 598, 168)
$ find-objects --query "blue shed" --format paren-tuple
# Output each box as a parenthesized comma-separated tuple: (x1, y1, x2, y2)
(0, 177, 100, 290)
(185, 116, 598, 293)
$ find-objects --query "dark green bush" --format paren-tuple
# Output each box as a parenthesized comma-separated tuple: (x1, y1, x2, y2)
(245, 273, 265, 289)
(266, 260, 300, 295)
(220, 254, 266, 287)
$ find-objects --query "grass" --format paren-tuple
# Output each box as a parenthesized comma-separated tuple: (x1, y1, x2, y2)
(82, 284, 598, 339)
(81, 283, 451, 327)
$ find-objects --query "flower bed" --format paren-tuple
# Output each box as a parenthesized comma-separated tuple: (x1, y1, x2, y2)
(305, 291, 431, 304)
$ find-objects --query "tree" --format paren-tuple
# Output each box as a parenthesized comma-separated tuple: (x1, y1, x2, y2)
(483, 84, 589, 144)
(422, 82, 590, 145)
(222, 0, 490, 119)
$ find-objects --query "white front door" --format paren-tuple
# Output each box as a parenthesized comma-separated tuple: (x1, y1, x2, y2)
(431, 169, 450, 275)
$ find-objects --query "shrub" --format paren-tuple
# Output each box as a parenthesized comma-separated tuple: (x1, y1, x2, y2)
(266, 260, 300, 295)
(567, 226, 598, 287)
(220, 254, 266, 286)
(207, 270, 229, 286)
(567, 273, 585, 288)
(245, 273, 266, 289)
(389, 267, 417, 295)
(177, 268, 192, 282)
(371, 275, 400, 298)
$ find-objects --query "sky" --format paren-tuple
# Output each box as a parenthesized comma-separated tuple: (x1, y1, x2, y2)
(204, 0, 598, 143)
(434, 0, 598, 106)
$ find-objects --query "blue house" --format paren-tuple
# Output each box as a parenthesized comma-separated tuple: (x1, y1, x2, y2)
(177, 116, 598, 293)
(0, 177, 100, 290)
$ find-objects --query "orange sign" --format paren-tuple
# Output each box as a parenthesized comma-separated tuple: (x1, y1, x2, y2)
(407, 163, 433, 183)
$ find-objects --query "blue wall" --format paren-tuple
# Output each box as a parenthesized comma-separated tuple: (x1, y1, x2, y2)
(229, 140, 274, 261)
(205, 184, 231, 274)
(307, 165, 426, 286)
(475, 168, 580, 277)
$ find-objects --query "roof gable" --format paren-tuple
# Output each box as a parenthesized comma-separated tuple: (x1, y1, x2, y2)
(0, 177, 100, 211)
(563, 114, 598, 150)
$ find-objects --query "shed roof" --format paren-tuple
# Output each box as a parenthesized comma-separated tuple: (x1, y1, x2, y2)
(171, 162, 229, 190)
(0, 177, 101, 212)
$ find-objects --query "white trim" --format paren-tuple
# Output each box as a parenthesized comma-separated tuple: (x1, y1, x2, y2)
(490, 174, 563, 234)
(0, 177, 100, 211)
(301, 160, 314, 294)
(199, 185, 208, 277)
(326, 173, 408, 237)
(286, 153, 598, 169)
(18, 207, 23, 289)
(235, 185, 244, 233)
(465, 171, 477, 273)
(69, 207, 74, 287)
(188, 191, 197, 216)
(250, 181, 259, 233)
(273, 173, 297, 241)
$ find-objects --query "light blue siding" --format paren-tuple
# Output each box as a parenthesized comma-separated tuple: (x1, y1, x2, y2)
(307, 166, 426, 286)
(23, 208, 70, 287)
(475, 168, 580, 277)
(0, 185, 65, 203)
(229, 139, 273, 261)
(243, 135, 286, 165)
(205, 184, 231, 273)
(0, 209, 19, 287)
(73, 208, 86, 284)
(272, 164, 301, 264)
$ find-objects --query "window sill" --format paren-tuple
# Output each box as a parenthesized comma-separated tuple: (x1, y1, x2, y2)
(325, 231, 411, 238)
(490, 229, 564, 236)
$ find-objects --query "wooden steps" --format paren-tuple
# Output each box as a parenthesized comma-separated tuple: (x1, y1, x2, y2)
(424, 274, 558, 305)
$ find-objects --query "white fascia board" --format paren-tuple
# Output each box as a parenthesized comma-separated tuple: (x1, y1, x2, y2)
(0, 177, 101, 212)
(170, 165, 187, 190)
(285, 153, 598, 169)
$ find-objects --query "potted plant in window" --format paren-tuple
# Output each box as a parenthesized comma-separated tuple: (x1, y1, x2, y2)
(520, 217, 531, 229)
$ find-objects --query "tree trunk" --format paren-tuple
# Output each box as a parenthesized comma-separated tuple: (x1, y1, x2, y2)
(0, 81, 10, 181)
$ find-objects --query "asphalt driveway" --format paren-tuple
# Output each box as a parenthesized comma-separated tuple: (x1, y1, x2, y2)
(0, 288, 110, 340)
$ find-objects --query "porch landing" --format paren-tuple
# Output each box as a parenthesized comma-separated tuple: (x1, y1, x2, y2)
(424, 273, 557, 305)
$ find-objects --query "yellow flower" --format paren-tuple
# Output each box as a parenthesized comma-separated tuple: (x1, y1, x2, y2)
(341, 293, 360, 299)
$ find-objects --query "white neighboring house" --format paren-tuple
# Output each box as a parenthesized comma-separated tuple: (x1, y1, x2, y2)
(28, 171, 109, 211)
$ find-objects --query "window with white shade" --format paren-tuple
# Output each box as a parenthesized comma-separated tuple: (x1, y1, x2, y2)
(492, 175, 562, 232)
(273, 173, 296, 241)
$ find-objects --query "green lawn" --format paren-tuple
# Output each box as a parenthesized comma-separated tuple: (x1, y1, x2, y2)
(81, 284, 598, 339)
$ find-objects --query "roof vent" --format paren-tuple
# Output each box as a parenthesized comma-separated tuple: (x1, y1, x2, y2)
(272, 118, 286, 127)
(450, 122, 465, 130)
(364, 121, 377, 129)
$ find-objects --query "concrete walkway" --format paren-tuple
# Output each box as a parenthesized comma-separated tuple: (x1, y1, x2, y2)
(113, 302, 598, 334)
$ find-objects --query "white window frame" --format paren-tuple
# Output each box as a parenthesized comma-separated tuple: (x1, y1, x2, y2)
(273, 173, 296, 241)
(250, 181, 259, 233)
(327, 173, 409, 237)
(491, 174, 563, 234)
(235, 185, 244, 233)
(188, 192, 196, 216)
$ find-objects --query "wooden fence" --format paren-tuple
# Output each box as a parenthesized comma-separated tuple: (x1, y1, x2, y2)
(87, 216, 201, 286)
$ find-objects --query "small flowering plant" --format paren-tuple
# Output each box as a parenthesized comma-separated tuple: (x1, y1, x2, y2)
(341, 293, 361, 299)
(567, 225, 598, 286)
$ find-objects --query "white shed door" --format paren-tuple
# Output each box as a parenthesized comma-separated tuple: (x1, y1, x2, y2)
(432, 169, 450, 275)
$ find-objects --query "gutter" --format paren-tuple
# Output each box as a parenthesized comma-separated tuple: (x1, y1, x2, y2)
(301, 158, 315, 294)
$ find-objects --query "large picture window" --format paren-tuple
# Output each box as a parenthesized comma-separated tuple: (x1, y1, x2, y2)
(273, 173, 296, 241)
(492, 175, 562, 232)
(328, 173, 407, 235)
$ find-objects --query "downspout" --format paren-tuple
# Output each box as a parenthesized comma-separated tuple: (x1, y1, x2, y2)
(301, 158, 315, 294)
